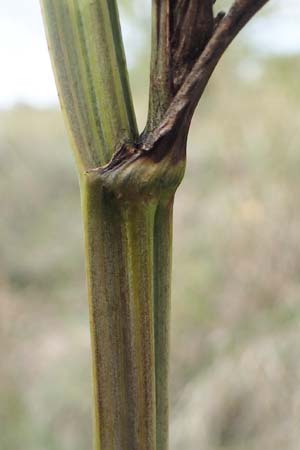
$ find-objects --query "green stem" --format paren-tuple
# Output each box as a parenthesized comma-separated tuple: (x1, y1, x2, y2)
(80, 153, 184, 450)
(40, 0, 137, 170)
(80, 172, 157, 450)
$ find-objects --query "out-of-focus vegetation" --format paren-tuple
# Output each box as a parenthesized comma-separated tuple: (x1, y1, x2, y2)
(1, 17, 300, 450)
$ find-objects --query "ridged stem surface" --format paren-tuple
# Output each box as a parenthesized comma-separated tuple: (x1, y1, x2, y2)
(40, 0, 137, 170)
(80, 156, 184, 450)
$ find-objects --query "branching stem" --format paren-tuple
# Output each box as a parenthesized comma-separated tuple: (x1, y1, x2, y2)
(145, 0, 270, 160)
(40, 1, 271, 449)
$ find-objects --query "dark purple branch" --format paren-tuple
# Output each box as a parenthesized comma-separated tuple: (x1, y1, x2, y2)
(143, 0, 270, 155)
(147, 0, 214, 129)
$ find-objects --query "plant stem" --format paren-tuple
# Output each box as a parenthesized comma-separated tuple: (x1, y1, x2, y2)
(41, 1, 270, 448)
(80, 154, 184, 450)
(41, 2, 185, 448)
(40, 0, 137, 170)
(153, 200, 174, 450)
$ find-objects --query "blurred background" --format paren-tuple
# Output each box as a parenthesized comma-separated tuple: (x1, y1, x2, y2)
(1, 1, 300, 449)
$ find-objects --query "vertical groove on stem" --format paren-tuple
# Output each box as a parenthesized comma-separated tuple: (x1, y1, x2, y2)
(153, 198, 174, 450)
(123, 202, 157, 450)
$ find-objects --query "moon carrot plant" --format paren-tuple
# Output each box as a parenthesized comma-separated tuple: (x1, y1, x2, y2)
(40, 1, 270, 449)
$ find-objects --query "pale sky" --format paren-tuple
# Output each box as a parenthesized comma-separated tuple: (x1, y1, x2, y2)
(0, 0, 299, 109)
